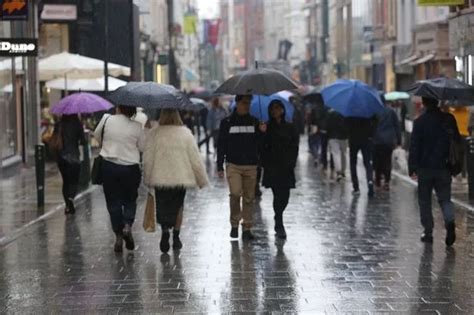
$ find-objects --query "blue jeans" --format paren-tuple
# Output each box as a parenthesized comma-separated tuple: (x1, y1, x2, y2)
(102, 160, 141, 234)
(417, 168, 455, 233)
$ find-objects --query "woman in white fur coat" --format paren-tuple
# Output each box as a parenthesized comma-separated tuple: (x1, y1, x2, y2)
(143, 109, 209, 253)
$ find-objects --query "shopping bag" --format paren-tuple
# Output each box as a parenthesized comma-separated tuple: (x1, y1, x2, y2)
(143, 193, 156, 233)
(392, 147, 408, 174)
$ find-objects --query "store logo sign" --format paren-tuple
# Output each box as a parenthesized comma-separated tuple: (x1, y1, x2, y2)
(0, 0, 28, 20)
(0, 38, 37, 56)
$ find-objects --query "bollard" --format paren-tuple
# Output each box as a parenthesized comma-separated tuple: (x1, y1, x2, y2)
(467, 137, 474, 201)
(79, 131, 91, 190)
(35, 144, 45, 209)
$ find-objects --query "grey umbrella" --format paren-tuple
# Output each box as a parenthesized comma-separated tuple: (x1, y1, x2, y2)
(407, 77, 474, 105)
(214, 67, 299, 96)
(107, 82, 196, 110)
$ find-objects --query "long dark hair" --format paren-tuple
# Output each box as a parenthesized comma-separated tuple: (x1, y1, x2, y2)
(118, 105, 137, 118)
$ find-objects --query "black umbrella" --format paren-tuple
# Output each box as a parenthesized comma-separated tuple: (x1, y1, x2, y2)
(302, 88, 323, 104)
(214, 67, 299, 96)
(407, 77, 474, 105)
(108, 82, 196, 110)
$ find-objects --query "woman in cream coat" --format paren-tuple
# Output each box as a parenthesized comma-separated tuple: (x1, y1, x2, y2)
(143, 109, 209, 253)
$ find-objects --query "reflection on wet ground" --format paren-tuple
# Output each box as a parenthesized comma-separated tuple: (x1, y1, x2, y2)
(1, 148, 473, 313)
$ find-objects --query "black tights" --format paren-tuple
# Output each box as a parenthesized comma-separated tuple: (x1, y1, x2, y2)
(271, 188, 290, 227)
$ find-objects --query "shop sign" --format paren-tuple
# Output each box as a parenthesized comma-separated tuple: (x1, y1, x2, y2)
(40, 4, 77, 21)
(418, 0, 464, 5)
(0, 0, 28, 20)
(0, 38, 37, 56)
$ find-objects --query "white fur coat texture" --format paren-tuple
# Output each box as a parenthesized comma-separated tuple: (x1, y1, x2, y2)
(143, 125, 209, 189)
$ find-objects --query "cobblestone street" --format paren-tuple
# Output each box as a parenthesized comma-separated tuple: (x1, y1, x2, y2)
(1, 148, 474, 314)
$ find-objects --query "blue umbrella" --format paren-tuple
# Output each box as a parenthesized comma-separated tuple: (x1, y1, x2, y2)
(230, 93, 294, 122)
(321, 79, 384, 118)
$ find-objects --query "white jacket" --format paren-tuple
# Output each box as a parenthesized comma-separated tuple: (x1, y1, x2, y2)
(94, 114, 146, 165)
(143, 125, 209, 189)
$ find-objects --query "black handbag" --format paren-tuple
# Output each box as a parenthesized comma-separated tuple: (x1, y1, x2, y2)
(91, 116, 110, 185)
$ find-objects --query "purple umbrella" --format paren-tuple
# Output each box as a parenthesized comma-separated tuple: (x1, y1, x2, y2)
(51, 92, 113, 115)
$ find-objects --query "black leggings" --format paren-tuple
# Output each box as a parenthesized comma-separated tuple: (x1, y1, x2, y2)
(271, 188, 290, 226)
(57, 158, 81, 209)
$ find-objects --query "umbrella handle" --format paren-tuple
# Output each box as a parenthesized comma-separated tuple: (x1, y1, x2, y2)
(259, 95, 263, 122)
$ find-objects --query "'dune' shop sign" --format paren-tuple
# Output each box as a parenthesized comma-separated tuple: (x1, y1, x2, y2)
(0, 0, 28, 21)
(0, 38, 37, 56)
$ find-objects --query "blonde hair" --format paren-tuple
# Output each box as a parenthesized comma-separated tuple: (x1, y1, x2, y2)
(159, 109, 184, 126)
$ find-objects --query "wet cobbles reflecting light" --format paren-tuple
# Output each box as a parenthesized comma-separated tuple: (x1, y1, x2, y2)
(0, 146, 473, 314)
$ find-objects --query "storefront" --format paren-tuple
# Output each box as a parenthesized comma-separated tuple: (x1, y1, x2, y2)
(412, 21, 455, 80)
(449, 10, 474, 84)
(1, 1, 40, 176)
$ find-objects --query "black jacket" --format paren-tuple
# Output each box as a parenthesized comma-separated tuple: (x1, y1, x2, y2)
(408, 108, 460, 176)
(326, 110, 348, 140)
(262, 118, 299, 189)
(217, 112, 261, 171)
(56, 116, 85, 164)
(345, 116, 377, 145)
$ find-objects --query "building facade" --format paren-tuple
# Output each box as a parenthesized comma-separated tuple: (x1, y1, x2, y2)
(1, 1, 40, 175)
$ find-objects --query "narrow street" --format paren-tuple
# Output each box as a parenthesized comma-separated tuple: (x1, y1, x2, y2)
(1, 147, 473, 314)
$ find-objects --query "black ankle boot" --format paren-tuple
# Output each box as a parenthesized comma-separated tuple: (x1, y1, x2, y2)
(445, 222, 456, 247)
(172, 230, 183, 250)
(160, 231, 170, 253)
(114, 234, 123, 253)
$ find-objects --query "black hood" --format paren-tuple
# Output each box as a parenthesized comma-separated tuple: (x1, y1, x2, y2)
(268, 101, 287, 123)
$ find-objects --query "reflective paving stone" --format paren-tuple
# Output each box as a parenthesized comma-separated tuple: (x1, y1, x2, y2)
(0, 147, 473, 313)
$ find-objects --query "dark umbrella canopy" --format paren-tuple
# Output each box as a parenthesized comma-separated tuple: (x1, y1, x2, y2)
(407, 77, 474, 105)
(303, 88, 323, 104)
(108, 82, 196, 110)
(214, 68, 298, 96)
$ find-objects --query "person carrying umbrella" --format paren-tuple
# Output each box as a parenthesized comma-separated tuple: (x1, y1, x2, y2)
(50, 92, 113, 215)
(51, 114, 86, 215)
(217, 95, 264, 240)
(408, 97, 460, 247)
(321, 80, 384, 197)
(205, 97, 228, 155)
(94, 105, 146, 252)
(261, 100, 299, 239)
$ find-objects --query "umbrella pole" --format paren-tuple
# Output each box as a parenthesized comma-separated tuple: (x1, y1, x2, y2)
(64, 72, 68, 96)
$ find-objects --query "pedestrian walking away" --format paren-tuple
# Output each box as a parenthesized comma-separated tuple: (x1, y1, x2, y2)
(217, 94, 263, 241)
(261, 100, 299, 239)
(326, 109, 348, 181)
(373, 102, 401, 190)
(201, 97, 228, 154)
(143, 109, 208, 253)
(409, 97, 460, 247)
(52, 114, 86, 215)
(94, 106, 146, 253)
(346, 116, 377, 196)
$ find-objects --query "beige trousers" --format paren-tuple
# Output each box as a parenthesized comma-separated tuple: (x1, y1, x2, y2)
(226, 163, 257, 230)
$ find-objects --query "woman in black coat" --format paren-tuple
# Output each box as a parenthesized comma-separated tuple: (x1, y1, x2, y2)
(54, 114, 86, 214)
(262, 100, 299, 239)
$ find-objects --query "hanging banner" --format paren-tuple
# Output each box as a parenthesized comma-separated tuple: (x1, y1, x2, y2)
(0, 0, 28, 20)
(417, 0, 464, 5)
(183, 14, 197, 35)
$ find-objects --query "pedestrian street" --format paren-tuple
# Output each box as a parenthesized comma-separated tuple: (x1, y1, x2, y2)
(1, 149, 473, 314)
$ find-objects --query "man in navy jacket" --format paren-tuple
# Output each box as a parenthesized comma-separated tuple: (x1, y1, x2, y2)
(409, 97, 459, 246)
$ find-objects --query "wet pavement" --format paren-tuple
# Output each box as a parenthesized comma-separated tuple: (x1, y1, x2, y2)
(1, 145, 474, 314)
(0, 163, 64, 240)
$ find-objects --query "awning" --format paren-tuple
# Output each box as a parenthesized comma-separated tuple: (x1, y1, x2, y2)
(395, 55, 418, 67)
(409, 53, 436, 66)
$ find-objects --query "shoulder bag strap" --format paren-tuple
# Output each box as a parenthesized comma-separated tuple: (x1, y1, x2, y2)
(101, 116, 111, 147)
